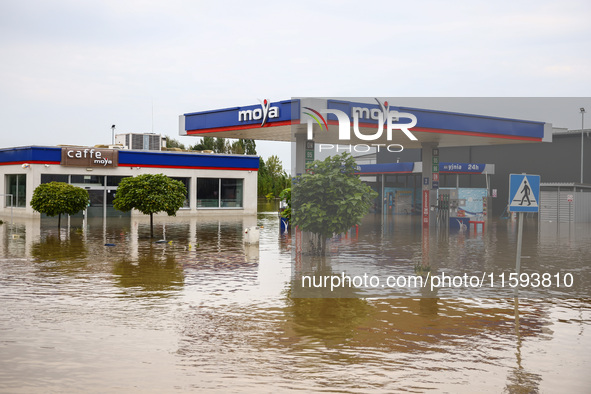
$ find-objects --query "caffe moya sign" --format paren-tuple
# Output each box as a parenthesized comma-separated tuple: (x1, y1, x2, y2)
(61, 148, 118, 167)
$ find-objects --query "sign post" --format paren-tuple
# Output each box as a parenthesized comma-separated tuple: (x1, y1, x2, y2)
(509, 174, 540, 273)
(567, 194, 574, 223)
(431, 148, 439, 190)
(422, 190, 430, 227)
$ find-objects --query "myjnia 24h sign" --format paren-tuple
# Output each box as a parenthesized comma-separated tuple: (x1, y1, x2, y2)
(61, 147, 118, 168)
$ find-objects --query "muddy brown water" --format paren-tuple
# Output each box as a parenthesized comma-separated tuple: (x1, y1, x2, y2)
(0, 208, 590, 393)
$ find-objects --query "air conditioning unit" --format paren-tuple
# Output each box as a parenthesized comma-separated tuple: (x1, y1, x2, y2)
(114, 133, 164, 151)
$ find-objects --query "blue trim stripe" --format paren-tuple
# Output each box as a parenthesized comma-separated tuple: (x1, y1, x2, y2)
(0, 146, 259, 170)
(325, 100, 545, 140)
(357, 162, 415, 174)
(0, 146, 61, 164)
(119, 150, 259, 170)
(357, 162, 489, 174)
(184, 99, 295, 131)
(440, 163, 485, 173)
(400, 106, 544, 139)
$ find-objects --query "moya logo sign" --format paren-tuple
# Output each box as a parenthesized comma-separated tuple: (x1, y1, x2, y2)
(304, 98, 418, 142)
(238, 99, 279, 127)
(351, 99, 394, 124)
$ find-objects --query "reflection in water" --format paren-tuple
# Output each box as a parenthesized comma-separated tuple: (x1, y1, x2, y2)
(31, 231, 88, 266)
(0, 209, 590, 393)
(285, 290, 373, 345)
(504, 297, 542, 394)
(113, 246, 184, 295)
(286, 297, 547, 354)
(257, 198, 280, 214)
(292, 215, 590, 299)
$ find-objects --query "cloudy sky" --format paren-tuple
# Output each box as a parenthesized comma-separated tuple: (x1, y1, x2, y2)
(1, 0, 590, 163)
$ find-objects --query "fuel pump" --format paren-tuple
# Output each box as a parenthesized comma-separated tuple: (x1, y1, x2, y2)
(437, 189, 461, 228)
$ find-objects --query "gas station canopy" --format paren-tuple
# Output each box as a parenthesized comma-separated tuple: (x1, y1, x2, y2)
(180, 98, 552, 228)
(180, 98, 552, 148)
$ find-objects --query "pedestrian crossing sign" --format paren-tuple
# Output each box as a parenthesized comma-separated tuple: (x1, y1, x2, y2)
(509, 174, 540, 212)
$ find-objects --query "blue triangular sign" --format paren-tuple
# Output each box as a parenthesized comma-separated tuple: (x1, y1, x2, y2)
(509, 174, 540, 213)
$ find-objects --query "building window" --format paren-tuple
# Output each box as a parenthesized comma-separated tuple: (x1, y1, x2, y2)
(41, 174, 69, 183)
(197, 178, 243, 208)
(70, 175, 105, 186)
(221, 178, 243, 207)
(106, 176, 131, 187)
(5, 174, 26, 208)
(197, 178, 219, 208)
(171, 177, 190, 208)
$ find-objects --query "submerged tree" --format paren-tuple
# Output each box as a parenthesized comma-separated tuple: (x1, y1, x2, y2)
(30, 182, 90, 228)
(279, 187, 291, 222)
(113, 174, 187, 238)
(291, 153, 377, 254)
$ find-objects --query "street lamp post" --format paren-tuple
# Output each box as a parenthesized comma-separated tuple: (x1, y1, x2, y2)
(111, 125, 116, 146)
(581, 108, 586, 184)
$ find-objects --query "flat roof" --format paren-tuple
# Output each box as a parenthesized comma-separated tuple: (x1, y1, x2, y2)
(551, 128, 591, 136)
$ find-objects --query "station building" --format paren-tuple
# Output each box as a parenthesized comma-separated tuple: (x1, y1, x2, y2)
(0, 145, 259, 218)
(373, 129, 591, 221)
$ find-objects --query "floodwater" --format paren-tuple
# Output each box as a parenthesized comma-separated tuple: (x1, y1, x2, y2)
(0, 204, 590, 393)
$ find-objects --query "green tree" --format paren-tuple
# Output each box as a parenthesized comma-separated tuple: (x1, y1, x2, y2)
(266, 155, 283, 179)
(228, 140, 245, 154)
(257, 155, 291, 198)
(193, 138, 256, 155)
(113, 174, 187, 238)
(291, 153, 377, 254)
(257, 157, 270, 197)
(165, 136, 186, 150)
(274, 169, 291, 197)
(30, 182, 90, 228)
(191, 136, 215, 151)
(239, 139, 257, 155)
(214, 137, 228, 153)
(279, 187, 291, 222)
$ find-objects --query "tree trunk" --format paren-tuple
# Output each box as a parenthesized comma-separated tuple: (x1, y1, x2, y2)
(58, 213, 61, 228)
(150, 213, 154, 238)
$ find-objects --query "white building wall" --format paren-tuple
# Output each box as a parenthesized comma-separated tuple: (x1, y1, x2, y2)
(0, 162, 258, 218)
